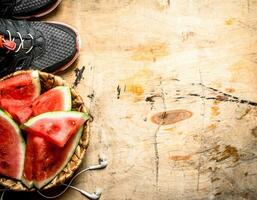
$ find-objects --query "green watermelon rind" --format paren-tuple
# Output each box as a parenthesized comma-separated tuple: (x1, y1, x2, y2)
(21, 86, 71, 189)
(21, 172, 33, 189)
(0, 109, 25, 180)
(46, 86, 72, 111)
(21, 111, 89, 128)
(31, 70, 41, 98)
(34, 127, 84, 189)
(21, 111, 88, 189)
(54, 86, 72, 111)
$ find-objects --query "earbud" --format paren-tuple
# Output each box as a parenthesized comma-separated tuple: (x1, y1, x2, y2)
(80, 187, 102, 200)
(89, 154, 108, 170)
(62, 184, 102, 200)
(37, 154, 108, 199)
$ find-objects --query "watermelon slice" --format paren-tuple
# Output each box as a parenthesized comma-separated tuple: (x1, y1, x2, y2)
(0, 71, 41, 123)
(22, 86, 72, 188)
(21, 134, 34, 188)
(33, 127, 83, 189)
(32, 86, 71, 116)
(0, 109, 25, 180)
(21, 111, 89, 147)
(0, 99, 33, 124)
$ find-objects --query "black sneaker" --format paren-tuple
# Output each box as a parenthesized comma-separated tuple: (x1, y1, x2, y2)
(0, 18, 80, 77)
(0, 0, 62, 19)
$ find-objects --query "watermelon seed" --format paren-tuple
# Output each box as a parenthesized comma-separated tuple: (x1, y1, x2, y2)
(37, 154, 107, 199)
(0, 161, 9, 169)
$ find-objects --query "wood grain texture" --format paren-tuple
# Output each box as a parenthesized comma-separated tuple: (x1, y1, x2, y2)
(7, 0, 257, 199)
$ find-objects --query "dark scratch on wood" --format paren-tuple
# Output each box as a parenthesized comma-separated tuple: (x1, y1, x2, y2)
(167, 0, 170, 7)
(88, 64, 95, 111)
(154, 124, 160, 188)
(175, 96, 185, 99)
(124, 164, 135, 173)
(188, 83, 257, 107)
(153, 81, 167, 189)
(117, 85, 121, 99)
(145, 94, 160, 110)
(73, 66, 85, 87)
(145, 95, 156, 103)
(236, 107, 251, 120)
(197, 69, 206, 191)
(188, 93, 201, 97)
(87, 93, 95, 100)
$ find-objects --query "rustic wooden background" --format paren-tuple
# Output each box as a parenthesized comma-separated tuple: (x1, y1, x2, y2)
(7, 0, 257, 199)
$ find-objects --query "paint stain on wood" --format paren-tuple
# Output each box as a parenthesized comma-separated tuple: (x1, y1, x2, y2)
(236, 107, 251, 120)
(156, 0, 170, 10)
(121, 68, 154, 99)
(151, 109, 193, 125)
(211, 145, 239, 162)
(164, 127, 176, 132)
(127, 41, 169, 62)
(225, 88, 235, 93)
(211, 106, 220, 117)
(126, 84, 144, 96)
(211, 177, 220, 183)
(169, 154, 192, 161)
(225, 18, 235, 25)
(220, 145, 239, 162)
(213, 95, 228, 104)
(73, 66, 85, 87)
(251, 126, 257, 138)
(207, 124, 217, 131)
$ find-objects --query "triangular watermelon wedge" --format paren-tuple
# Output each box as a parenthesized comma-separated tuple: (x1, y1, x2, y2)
(32, 86, 72, 116)
(0, 99, 33, 124)
(22, 86, 72, 188)
(21, 134, 34, 188)
(33, 127, 83, 189)
(0, 71, 41, 123)
(21, 111, 89, 147)
(0, 109, 25, 180)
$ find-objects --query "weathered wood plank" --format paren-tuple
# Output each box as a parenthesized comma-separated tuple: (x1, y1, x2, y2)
(14, 0, 257, 199)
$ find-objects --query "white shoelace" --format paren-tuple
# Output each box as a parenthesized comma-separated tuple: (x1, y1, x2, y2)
(5, 29, 34, 54)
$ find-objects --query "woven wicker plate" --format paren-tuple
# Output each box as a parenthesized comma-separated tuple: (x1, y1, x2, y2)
(0, 70, 91, 191)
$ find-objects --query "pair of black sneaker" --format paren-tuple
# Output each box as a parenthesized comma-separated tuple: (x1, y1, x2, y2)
(0, 0, 80, 77)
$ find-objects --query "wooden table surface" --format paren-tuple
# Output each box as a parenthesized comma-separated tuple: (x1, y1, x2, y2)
(9, 0, 257, 199)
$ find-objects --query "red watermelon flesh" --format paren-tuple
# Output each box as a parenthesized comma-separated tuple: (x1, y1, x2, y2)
(0, 109, 25, 180)
(21, 134, 34, 188)
(0, 99, 33, 123)
(32, 86, 71, 116)
(22, 111, 89, 147)
(0, 71, 40, 100)
(28, 127, 83, 189)
(0, 71, 40, 123)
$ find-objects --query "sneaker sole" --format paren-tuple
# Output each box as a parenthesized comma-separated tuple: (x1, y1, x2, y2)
(47, 21, 81, 74)
(15, 0, 62, 19)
